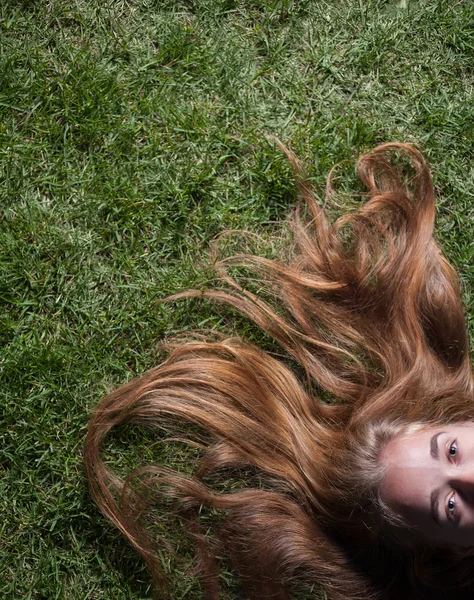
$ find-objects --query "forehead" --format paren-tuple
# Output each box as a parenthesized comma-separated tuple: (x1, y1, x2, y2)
(383, 429, 434, 470)
(381, 429, 437, 518)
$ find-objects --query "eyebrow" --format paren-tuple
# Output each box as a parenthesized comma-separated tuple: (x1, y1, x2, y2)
(430, 431, 445, 460)
(430, 487, 442, 527)
(429, 431, 446, 527)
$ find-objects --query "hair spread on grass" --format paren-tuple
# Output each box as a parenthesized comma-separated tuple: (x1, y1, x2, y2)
(85, 143, 474, 600)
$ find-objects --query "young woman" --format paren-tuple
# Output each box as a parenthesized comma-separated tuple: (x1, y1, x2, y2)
(85, 142, 474, 600)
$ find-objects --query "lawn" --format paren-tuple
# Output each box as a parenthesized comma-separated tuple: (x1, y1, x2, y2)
(1, 0, 473, 598)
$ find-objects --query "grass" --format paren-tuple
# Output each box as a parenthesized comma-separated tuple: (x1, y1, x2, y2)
(1, 0, 473, 598)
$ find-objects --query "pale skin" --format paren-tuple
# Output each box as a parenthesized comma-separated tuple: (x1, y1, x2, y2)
(380, 424, 474, 549)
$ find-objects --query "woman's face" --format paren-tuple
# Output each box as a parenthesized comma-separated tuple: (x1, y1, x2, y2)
(380, 423, 474, 548)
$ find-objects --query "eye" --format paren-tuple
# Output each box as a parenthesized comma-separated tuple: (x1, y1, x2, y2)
(447, 493, 456, 516)
(449, 441, 458, 459)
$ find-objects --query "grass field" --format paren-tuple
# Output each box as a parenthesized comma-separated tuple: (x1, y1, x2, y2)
(1, 0, 474, 598)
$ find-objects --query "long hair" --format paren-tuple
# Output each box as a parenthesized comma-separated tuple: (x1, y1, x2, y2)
(85, 142, 474, 599)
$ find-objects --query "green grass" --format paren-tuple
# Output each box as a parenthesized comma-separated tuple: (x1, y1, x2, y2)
(1, 0, 473, 598)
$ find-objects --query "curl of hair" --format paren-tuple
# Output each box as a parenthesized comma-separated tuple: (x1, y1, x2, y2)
(85, 143, 474, 600)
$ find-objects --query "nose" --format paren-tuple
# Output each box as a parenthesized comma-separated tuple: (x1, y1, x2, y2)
(451, 470, 474, 502)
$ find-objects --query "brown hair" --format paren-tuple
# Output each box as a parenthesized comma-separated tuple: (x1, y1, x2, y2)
(85, 143, 474, 599)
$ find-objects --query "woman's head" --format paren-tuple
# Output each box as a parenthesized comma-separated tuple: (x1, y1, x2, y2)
(378, 422, 474, 549)
(86, 142, 474, 599)
(347, 417, 474, 552)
